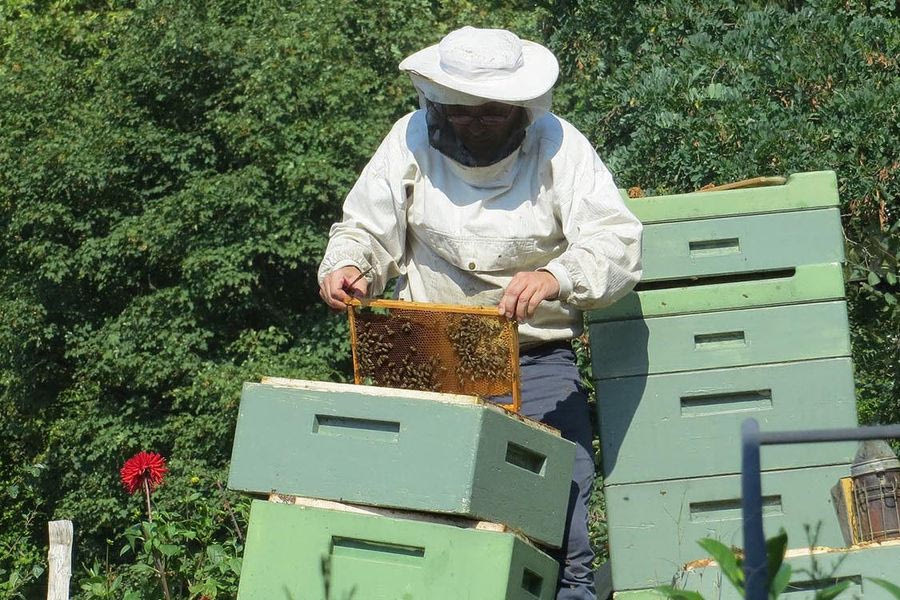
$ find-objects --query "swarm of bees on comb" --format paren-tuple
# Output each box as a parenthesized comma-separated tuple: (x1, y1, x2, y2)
(448, 314, 511, 384)
(355, 316, 445, 390)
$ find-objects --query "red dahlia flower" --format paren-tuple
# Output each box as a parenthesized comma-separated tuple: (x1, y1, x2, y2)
(120, 451, 167, 495)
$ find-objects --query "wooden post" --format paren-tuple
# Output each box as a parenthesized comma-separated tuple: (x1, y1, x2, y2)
(47, 520, 73, 600)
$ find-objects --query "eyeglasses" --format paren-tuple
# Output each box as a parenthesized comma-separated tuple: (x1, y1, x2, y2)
(442, 107, 518, 127)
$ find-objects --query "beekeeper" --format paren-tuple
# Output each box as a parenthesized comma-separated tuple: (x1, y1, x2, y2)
(317, 26, 642, 600)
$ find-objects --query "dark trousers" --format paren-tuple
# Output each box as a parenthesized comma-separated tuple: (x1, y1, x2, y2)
(515, 343, 596, 600)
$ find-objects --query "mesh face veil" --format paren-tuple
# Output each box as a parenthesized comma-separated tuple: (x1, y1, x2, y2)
(410, 75, 553, 168)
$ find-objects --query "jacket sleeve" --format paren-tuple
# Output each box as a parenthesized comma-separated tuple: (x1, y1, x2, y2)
(541, 128, 643, 310)
(317, 118, 413, 296)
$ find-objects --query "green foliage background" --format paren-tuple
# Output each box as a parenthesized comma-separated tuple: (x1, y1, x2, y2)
(0, 0, 896, 597)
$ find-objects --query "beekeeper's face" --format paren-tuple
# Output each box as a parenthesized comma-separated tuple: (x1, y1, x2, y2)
(438, 102, 525, 159)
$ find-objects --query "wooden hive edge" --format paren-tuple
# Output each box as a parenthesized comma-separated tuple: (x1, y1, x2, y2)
(259, 377, 480, 405)
(257, 377, 562, 437)
(681, 537, 900, 572)
(267, 493, 511, 534)
(495, 406, 562, 437)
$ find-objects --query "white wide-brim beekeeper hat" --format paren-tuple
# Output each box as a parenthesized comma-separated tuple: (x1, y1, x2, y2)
(399, 26, 559, 106)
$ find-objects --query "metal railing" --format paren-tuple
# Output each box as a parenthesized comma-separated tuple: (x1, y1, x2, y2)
(740, 419, 900, 600)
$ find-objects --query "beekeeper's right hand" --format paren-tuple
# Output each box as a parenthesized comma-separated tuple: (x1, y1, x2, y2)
(319, 266, 368, 311)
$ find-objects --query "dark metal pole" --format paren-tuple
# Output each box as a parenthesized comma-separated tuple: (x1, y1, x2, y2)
(741, 418, 768, 600)
(758, 424, 900, 445)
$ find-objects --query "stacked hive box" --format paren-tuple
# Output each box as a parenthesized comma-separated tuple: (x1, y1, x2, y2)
(589, 171, 871, 594)
(227, 378, 577, 599)
(618, 540, 900, 600)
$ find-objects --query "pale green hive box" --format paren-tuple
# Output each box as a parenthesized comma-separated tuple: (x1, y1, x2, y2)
(589, 262, 846, 323)
(237, 499, 559, 600)
(227, 379, 576, 548)
(596, 357, 858, 484)
(620, 539, 900, 600)
(590, 300, 851, 379)
(592, 170, 845, 322)
(635, 207, 844, 283)
(622, 171, 838, 224)
(604, 463, 851, 591)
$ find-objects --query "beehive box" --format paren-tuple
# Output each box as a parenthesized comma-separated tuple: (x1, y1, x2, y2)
(597, 357, 858, 484)
(590, 300, 852, 379)
(591, 262, 846, 322)
(227, 378, 576, 547)
(236, 499, 559, 600)
(635, 207, 843, 283)
(620, 171, 838, 224)
(616, 539, 900, 600)
(605, 463, 850, 590)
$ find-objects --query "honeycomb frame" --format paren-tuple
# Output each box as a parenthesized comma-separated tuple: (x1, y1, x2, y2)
(347, 299, 521, 413)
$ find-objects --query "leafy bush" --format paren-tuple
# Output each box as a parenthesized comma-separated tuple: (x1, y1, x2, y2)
(79, 488, 248, 600)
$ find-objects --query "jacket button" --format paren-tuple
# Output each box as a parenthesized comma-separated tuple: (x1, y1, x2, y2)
(468, 262, 476, 270)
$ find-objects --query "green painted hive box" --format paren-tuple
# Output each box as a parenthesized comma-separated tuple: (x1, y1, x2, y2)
(237, 499, 559, 600)
(589, 262, 846, 322)
(665, 539, 900, 600)
(604, 463, 851, 591)
(590, 171, 845, 322)
(596, 357, 858, 484)
(622, 171, 839, 224)
(635, 207, 844, 284)
(227, 379, 576, 548)
(621, 171, 842, 284)
(590, 300, 851, 379)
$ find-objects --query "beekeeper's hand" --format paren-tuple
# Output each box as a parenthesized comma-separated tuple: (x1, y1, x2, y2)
(320, 266, 368, 311)
(498, 271, 560, 321)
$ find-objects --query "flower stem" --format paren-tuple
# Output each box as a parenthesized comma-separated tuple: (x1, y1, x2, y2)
(143, 478, 172, 600)
(143, 478, 154, 523)
(215, 479, 244, 544)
